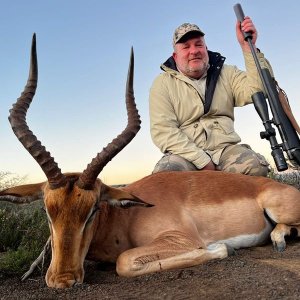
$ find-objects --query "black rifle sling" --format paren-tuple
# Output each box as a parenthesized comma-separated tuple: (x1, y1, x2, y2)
(204, 51, 226, 114)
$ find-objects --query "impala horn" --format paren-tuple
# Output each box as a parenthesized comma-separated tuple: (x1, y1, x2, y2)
(9, 34, 67, 189)
(77, 48, 141, 190)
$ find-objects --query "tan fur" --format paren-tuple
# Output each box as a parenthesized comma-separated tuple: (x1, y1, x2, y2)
(1, 171, 300, 288)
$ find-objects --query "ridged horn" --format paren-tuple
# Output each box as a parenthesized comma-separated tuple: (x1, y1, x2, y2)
(77, 48, 141, 190)
(9, 34, 67, 189)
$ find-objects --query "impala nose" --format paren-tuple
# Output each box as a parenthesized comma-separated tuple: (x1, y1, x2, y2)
(46, 273, 83, 288)
(55, 279, 77, 289)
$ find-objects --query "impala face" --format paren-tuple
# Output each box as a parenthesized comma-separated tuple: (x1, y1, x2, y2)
(44, 177, 101, 287)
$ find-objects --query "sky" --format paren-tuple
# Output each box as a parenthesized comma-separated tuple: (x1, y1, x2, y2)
(1, 0, 300, 185)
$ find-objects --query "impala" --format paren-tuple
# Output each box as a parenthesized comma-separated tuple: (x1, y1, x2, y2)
(1, 35, 300, 289)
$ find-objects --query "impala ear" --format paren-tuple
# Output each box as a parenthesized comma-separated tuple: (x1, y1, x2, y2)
(100, 184, 153, 209)
(0, 182, 45, 204)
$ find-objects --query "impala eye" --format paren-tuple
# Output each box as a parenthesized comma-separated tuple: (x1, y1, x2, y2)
(43, 208, 52, 225)
(86, 207, 99, 225)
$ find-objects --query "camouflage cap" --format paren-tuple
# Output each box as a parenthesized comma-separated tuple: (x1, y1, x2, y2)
(173, 23, 205, 47)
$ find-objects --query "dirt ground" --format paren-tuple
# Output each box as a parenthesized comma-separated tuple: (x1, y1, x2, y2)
(1, 239, 300, 300)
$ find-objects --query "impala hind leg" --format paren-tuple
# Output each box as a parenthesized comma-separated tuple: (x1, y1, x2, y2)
(116, 231, 230, 277)
(261, 184, 300, 252)
(271, 224, 300, 252)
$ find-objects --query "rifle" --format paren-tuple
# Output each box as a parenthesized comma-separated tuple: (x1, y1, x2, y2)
(234, 3, 300, 171)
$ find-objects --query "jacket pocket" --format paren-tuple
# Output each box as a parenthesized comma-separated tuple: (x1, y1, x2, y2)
(212, 119, 234, 134)
(204, 118, 241, 150)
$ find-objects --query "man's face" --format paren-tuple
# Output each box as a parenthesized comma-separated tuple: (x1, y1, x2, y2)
(173, 36, 209, 79)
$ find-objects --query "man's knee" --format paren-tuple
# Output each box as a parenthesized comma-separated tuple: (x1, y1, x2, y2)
(152, 153, 197, 173)
(218, 144, 269, 177)
(227, 157, 269, 176)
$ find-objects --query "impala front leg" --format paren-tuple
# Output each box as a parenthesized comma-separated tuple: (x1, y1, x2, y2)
(116, 232, 230, 277)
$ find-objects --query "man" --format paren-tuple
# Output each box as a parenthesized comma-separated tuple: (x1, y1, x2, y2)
(149, 17, 272, 176)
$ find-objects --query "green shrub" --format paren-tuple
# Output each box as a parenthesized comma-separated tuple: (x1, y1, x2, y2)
(0, 200, 49, 276)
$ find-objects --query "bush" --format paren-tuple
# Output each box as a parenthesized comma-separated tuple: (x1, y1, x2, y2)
(0, 200, 49, 276)
(269, 169, 300, 190)
(0, 171, 26, 192)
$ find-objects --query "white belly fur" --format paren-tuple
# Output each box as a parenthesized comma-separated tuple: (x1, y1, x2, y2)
(207, 217, 273, 250)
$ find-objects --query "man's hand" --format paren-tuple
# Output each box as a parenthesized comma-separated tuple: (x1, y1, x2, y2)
(236, 16, 257, 52)
(201, 161, 216, 171)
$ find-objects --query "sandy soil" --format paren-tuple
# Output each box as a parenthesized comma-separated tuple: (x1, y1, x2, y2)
(1, 239, 300, 300)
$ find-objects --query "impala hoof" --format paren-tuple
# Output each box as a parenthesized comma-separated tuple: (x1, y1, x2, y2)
(273, 241, 286, 252)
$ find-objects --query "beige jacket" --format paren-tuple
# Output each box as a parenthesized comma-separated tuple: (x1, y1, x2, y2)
(149, 51, 273, 169)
